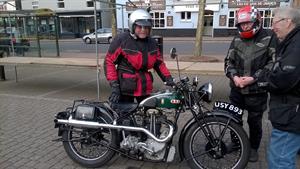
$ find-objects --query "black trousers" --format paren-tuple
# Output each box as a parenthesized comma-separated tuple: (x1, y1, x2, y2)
(229, 89, 268, 150)
(119, 95, 149, 104)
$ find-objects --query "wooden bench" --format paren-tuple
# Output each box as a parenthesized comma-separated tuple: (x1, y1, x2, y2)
(0, 57, 101, 82)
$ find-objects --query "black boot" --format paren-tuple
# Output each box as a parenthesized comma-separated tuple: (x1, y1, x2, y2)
(249, 148, 259, 162)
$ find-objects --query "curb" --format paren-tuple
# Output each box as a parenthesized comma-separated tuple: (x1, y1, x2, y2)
(169, 69, 224, 75)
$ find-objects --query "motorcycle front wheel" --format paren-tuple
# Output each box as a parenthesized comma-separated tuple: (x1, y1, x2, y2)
(62, 113, 117, 168)
(183, 116, 250, 169)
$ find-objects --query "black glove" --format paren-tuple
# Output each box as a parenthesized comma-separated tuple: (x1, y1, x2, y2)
(165, 76, 176, 87)
(109, 81, 120, 103)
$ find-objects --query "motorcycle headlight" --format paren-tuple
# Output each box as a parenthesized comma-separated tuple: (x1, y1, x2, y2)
(74, 105, 95, 120)
(198, 83, 213, 102)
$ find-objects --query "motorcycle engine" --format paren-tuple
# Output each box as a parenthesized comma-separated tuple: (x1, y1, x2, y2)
(142, 138, 166, 161)
(119, 108, 175, 161)
(120, 136, 167, 161)
(120, 129, 169, 161)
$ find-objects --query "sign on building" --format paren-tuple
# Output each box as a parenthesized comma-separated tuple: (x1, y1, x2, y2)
(126, 0, 166, 11)
(228, 0, 280, 8)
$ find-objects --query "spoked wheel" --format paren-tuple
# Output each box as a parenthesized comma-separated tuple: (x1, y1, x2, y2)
(183, 116, 250, 169)
(62, 114, 117, 168)
(84, 38, 92, 44)
(1, 49, 9, 57)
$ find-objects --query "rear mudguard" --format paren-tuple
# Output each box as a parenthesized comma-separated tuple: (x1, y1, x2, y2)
(55, 102, 117, 136)
(178, 110, 242, 160)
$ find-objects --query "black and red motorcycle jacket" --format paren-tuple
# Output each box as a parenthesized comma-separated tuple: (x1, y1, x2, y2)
(104, 32, 172, 96)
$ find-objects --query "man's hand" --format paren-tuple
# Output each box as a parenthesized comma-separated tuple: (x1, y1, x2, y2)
(165, 76, 175, 87)
(233, 76, 243, 88)
(233, 76, 255, 88)
(109, 81, 120, 103)
(240, 76, 255, 87)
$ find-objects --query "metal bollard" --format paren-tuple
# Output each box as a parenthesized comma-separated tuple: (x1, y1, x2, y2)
(0, 51, 6, 80)
(152, 35, 163, 58)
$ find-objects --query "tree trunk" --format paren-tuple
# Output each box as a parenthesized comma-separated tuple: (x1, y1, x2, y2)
(109, 0, 117, 37)
(194, 0, 206, 57)
(15, 0, 22, 10)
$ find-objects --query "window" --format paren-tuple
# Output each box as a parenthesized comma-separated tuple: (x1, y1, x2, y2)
(262, 10, 273, 28)
(181, 12, 191, 21)
(57, 0, 65, 8)
(150, 12, 165, 28)
(227, 10, 274, 28)
(32, 0, 39, 9)
(86, 0, 94, 7)
(127, 11, 165, 28)
(228, 11, 235, 27)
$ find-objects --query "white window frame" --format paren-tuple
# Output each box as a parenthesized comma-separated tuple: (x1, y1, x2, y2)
(150, 12, 165, 28)
(57, 0, 65, 9)
(32, 0, 39, 9)
(227, 9, 274, 29)
(228, 10, 236, 28)
(180, 11, 191, 22)
(86, 0, 94, 7)
(261, 10, 274, 28)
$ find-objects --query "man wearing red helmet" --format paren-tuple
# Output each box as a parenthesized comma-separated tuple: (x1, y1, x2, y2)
(224, 5, 278, 162)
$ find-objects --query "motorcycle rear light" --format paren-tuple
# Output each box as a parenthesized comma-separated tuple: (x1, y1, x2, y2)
(74, 105, 95, 120)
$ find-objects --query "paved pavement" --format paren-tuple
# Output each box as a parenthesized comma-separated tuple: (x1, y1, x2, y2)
(0, 64, 299, 169)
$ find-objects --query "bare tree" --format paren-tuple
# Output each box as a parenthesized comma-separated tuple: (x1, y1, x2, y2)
(194, 0, 206, 57)
(15, 0, 22, 10)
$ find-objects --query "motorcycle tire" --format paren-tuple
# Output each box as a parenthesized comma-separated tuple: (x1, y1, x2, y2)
(62, 113, 117, 168)
(183, 116, 250, 169)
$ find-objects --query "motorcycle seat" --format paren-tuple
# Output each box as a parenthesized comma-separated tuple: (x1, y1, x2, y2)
(110, 102, 138, 114)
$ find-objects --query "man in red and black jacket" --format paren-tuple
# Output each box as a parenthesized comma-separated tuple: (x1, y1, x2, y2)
(104, 9, 174, 104)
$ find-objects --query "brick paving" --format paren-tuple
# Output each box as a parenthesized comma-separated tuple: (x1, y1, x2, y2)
(0, 65, 299, 169)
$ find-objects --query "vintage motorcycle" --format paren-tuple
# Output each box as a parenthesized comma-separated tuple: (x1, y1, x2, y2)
(54, 48, 250, 169)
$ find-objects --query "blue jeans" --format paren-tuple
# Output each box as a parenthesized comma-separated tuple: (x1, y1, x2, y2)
(268, 128, 300, 169)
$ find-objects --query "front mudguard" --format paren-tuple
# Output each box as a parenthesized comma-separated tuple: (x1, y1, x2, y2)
(178, 110, 242, 161)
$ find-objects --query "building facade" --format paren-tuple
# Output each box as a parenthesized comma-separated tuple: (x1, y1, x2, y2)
(2, 0, 297, 38)
(115, 0, 219, 37)
(116, 0, 295, 37)
(20, 0, 112, 38)
(213, 0, 292, 36)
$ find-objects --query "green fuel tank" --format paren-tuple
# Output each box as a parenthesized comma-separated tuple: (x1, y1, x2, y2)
(139, 91, 182, 109)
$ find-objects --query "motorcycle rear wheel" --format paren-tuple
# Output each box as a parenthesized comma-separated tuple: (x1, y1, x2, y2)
(183, 116, 250, 169)
(62, 113, 117, 168)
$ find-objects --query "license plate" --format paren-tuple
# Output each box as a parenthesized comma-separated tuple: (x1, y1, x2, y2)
(213, 101, 243, 116)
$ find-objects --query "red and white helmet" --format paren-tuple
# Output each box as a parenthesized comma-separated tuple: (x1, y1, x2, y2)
(235, 5, 262, 39)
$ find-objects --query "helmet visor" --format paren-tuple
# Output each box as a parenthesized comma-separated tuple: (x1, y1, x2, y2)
(135, 19, 152, 27)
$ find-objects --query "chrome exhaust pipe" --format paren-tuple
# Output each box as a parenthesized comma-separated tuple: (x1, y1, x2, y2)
(56, 117, 173, 143)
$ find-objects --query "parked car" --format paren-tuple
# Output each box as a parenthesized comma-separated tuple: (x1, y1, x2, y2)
(82, 28, 123, 44)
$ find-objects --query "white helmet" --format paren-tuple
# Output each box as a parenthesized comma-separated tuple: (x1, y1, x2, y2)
(128, 9, 152, 34)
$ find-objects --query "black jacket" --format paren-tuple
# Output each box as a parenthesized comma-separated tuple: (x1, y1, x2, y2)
(225, 29, 277, 94)
(258, 26, 300, 133)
